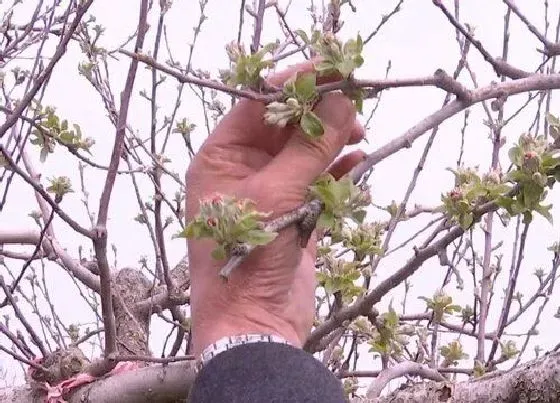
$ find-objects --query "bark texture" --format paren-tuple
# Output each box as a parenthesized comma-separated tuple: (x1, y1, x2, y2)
(353, 350, 560, 402)
(0, 362, 195, 403)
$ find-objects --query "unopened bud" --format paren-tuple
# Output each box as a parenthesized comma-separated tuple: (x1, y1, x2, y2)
(285, 97, 300, 108)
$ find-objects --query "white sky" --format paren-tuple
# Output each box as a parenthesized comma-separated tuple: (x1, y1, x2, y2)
(1, 0, 560, 394)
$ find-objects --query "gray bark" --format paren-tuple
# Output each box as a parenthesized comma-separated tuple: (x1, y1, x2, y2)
(353, 350, 560, 403)
(0, 362, 195, 403)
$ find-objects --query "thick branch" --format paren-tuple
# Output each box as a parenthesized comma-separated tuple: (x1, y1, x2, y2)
(134, 255, 190, 314)
(0, 362, 195, 403)
(350, 71, 560, 181)
(365, 361, 445, 399)
(356, 350, 560, 403)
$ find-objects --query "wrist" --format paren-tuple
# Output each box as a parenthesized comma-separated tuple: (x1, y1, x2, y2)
(191, 305, 303, 356)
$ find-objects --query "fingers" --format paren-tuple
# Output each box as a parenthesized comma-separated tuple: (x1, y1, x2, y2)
(265, 58, 342, 87)
(265, 59, 316, 86)
(348, 120, 365, 145)
(255, 92, 357, 189)
(327, 150, 367, 179)
(207, 59, 346, 152)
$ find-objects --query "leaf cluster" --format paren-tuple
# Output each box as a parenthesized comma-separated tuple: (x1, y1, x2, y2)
(47, 176, 74, 203)
(499, 340, 519, 361)
(299, 31, 364, 80)
(30, 106, 94, 163)
(317, 253, 363, 303)
(341, 222, 384, 262)
(498, 131, 560, 223)
(418, 289, 462, 323)
(308, 173, 370, 234)
(177, 194, 277, 260)
(264, 31, 365, 137)
(441, 166, 510, 229)
(440, 340, 469, 367)
(367, 308, 414, 357)
(220, 41, 277, 89)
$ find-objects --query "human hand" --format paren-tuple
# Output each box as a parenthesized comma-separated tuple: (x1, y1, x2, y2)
(185, 60, 366, 355)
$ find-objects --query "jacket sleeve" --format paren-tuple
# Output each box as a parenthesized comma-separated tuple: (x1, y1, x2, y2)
(189, 341, 346, 403)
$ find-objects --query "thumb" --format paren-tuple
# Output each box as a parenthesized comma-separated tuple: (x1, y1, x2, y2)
(256, 92, 356, 189)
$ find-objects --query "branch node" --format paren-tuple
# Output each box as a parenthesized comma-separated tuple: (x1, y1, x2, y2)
(433, 68, 473, 103)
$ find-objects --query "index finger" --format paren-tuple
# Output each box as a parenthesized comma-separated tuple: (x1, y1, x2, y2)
(265, 57, 342, 87)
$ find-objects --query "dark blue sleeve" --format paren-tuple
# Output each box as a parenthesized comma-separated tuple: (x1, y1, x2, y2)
(189, 342, 346, 403)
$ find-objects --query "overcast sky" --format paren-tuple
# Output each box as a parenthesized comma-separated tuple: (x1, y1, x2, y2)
(1, 0, 560, 392)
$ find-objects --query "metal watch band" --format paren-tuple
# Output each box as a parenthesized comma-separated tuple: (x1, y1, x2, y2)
(195, 333, 291, 372)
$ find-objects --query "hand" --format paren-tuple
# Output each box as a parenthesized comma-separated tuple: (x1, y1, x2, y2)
(185, 60, 366, 355)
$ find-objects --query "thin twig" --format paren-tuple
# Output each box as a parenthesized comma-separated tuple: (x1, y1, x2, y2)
(0, 276, 48, 357)
(0, 0, 95, 138)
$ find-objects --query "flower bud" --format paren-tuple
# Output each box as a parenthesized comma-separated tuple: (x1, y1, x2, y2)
(225, 41, 243, 61)
(448, 187, 463, 201)
(210, 193, 223, 206)
(285, 97, 300, 108)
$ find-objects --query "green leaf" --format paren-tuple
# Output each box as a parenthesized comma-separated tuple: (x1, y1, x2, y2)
(295, 29, 309, 43)
(534, 203, 553, 224)
(243, 229, 278, 245)
(447, 304, 462, 313)
(384, 309, 399, 328)
(336, 60, 357, 79)
(351, 209, 367, 223)
(311, 30, 321, 43)
(300, 110, 324, 138)
(459, 213, 474, 229)
(352, 54, 364, 68)
(547, 112, 560, 126)
(294, 72, 317, 102)
(310, 180, 337, 209)
(317, 211, 336, 229)
(508, 146, 522, 166)
(73, 124, 82, 138)
(314, 61, 336, 75)
(173, 227, 188, 239)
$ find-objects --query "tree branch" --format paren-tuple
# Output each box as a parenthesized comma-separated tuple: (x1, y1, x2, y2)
(0, 146, 93, 238)
(365, 360, 445, 399)
(92, 0, 149, 366)
(0, 228, 100, 292)
(0, 0, 95, 138)
(432, 0, 530, 79)
(354, 350, 560, 403)
(503, 0, 560, 56)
